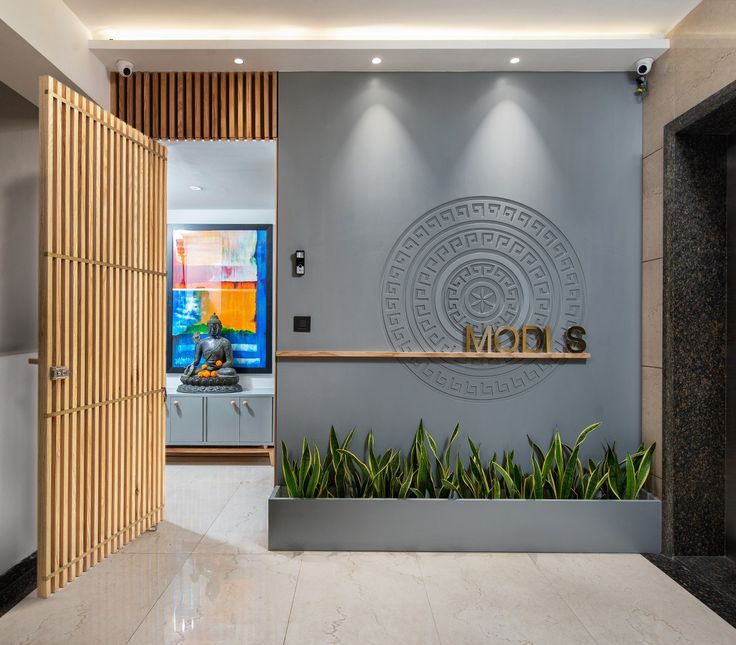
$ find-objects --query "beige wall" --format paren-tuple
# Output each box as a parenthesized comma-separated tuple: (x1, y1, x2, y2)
(642, 0, 736, 496)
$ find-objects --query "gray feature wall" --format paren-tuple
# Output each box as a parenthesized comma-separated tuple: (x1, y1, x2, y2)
(277, 72, 642, 471)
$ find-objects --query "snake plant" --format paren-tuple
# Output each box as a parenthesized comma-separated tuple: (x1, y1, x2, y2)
(280, 421, 656, 501)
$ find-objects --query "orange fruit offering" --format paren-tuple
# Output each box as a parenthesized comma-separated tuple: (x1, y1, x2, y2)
(200, 364, 206, 370)
(215, 360, 223, 367)
(209, 371, 217, 378)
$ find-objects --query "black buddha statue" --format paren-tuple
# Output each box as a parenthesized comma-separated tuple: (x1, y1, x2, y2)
(178, 313, 243, 393)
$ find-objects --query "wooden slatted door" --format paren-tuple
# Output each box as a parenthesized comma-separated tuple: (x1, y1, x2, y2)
(37, 76, 167, 597)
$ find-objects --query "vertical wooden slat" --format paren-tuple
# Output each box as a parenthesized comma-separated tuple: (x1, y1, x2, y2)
(134, 74, 142, 131)
(245, 72, 252, 139)
(177, 72, 185, 139)
(236, 73, 244, 139)
(126, 77, 134, 131)
(228, 72, 235, 140)
(92, 104, 102, 568)
(110, 74, 118, 126)
(263, 73, 271, 140)
(160, 73, 168, 140)
(38, 77, 53, 599)
(169, 73, 176, 140)
(203, 72, 210, 139)
(185, 72, 193, 140)
(117, 75, 125, 124)
(220, 73, 227, 139)
(255, 72, 262, 140)
(143, 73, 150, 136)
(211, 73, 219, 139)
(38, 77, 168, 596)
(194, 72, 201, 140)
(152, 74, 159, 140)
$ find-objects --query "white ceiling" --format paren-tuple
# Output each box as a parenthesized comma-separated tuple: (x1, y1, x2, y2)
(166, 140, 276, 210)
(65, 1, 699, 40)
(64, 0, 702, 72)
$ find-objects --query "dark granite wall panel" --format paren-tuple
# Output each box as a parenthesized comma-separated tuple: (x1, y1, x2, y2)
(662, 79, 736, 555)
(727, 140, 736, 559)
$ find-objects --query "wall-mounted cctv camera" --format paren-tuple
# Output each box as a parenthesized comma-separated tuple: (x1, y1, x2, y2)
(635, 57, 654, 77)
(115, 60, 135, 77)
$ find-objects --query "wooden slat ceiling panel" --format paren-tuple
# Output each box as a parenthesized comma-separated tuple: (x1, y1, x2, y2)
(110, 71, 278, 140)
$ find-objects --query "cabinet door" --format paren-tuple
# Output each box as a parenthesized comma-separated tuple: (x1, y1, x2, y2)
(169, 396, 204, 444)
(238, 397, 273, 445)
(206, 397, 241, 444)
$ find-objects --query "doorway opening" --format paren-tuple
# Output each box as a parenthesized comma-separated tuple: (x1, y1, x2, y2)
(164, 140, 277, 464)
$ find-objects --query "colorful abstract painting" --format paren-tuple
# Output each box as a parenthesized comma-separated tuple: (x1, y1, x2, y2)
(168, 225, 272, 372)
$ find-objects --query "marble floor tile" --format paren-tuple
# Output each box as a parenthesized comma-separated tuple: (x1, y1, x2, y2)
(531, 553, 736, 645)
(284, 552, 440, 645)
(2, 465, 734, 645)
(0, 553, 186, 645)
(418, 552, 595, 645)
(164, 464, 272, 487)
(128, 553, 300, 645)
(194, 482, 272, 555)
(121, 481, 241, 555)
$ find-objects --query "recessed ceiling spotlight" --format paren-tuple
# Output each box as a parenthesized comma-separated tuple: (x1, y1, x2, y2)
(510, 57, 521, 64)
(371, 57, 382, 65)
(233, 57, 244, 65)
(189, 185, 203, 191)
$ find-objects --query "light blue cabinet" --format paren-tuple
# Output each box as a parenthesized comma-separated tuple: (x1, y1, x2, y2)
(206, 397, 241, 444)
(166, 391, 273, 447)
(239, 397, 273, 445)
(169, 396, 204, 444)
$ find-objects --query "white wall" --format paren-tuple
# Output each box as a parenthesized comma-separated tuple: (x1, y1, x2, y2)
(0, 353, 37, 573)
(0, 0, 109, 107)
(0, 82, 39, 573)
(167, 209, 276, 392)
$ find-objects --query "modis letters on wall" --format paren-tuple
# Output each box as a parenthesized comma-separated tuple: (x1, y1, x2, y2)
(464, 325, 587, 354)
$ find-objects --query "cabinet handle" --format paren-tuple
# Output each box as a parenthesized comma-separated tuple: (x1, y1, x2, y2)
(230, 400, 237, 407)
(242, 400, 249, 407)
(173, 400, 180, 407)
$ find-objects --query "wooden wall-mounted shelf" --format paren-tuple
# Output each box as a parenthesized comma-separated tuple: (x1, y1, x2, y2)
(276, 350, 590, 360)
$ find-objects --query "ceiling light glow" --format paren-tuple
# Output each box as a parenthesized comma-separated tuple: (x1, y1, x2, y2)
(510, 57, 521, 64)
(372, 57, 382, 65)
(233, 57, 244, 64)
(189, 185, 203, 191)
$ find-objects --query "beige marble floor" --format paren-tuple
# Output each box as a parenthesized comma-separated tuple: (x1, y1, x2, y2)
(1, 465, 734, 645)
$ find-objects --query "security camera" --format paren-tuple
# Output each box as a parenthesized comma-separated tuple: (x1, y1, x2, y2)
(635, 57, 654, 77)
(115, 60, 134, 77)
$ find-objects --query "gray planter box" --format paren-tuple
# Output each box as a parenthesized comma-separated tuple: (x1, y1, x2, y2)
(268, 487, 661, 553)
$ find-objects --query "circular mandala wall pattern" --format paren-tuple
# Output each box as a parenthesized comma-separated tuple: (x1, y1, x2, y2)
(380, 197, 586, 401)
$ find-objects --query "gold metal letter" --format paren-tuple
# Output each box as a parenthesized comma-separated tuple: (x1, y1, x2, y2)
(521, 325, 545, 353)
(465, 324, 492, 352)
(493, 326, 519, 353)
(564, 325, 587, 353)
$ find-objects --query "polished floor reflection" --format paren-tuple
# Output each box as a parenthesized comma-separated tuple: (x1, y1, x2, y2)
(0, 465, 734, 644)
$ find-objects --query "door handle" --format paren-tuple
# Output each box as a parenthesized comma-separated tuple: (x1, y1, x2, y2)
(50, 366, 70, 381)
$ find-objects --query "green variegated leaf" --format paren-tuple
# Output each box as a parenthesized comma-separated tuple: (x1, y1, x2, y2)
(532, 457, 544, 499)
(281, 440, 299, 498)
(573, 422, 601, 449)
(305, 445, 322, 497)
(560, 445, 580, 499)
(298, 437, 311, 486)
(624, 455, 637, 500)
